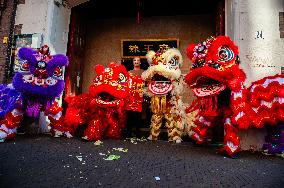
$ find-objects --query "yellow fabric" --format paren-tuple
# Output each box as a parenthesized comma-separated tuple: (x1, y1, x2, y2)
(150, 114, 163, 140)
(151, 95, 167, 114)
(150, 104, 182, 141)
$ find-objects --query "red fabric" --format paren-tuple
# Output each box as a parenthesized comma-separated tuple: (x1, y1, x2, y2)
(125, 75, 144, 112)
(186, 43, 197, 60)
(62, 63, 131, 140)
(223, 122, 240, 156)
(48, 116, 65, 133)
(1, 111, 23, 129)
(246, 74, 284, 128)
(48, 101, 63, 115)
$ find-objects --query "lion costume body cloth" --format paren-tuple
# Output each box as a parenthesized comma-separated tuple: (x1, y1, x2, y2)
(142, 48, 185, 143)
(185, 36, 284, 156)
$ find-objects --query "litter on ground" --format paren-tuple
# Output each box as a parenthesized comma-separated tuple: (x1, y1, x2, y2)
(103, 155, 121, 161)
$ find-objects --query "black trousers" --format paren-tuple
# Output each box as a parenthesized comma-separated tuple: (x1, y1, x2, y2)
(126, 110, 142, 137)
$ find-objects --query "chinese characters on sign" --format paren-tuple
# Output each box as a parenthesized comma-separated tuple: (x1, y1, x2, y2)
(143, 44, 153, 53)
(121, 39, 179, 58)
(129, 45, 139, 53)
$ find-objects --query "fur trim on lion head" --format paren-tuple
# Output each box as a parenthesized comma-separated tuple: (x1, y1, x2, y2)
(142, 48, 184, 96)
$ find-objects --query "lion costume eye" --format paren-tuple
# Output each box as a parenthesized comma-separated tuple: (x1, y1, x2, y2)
(118, 73, 126, 83)
(94, 75, 102, 83)
(168, 56, 179, 69)
(20, 60, 29, 72)
(53, 67, 63, 78)
(218, 46, 234, 62)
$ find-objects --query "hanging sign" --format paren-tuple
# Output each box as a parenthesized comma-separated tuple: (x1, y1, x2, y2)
(121, 38, 179, 58)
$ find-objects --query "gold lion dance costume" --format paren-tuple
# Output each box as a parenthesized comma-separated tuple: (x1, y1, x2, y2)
(142, 48, 185, 143)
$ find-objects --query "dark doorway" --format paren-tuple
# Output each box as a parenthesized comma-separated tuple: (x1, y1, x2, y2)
(65, 0, 225, 140)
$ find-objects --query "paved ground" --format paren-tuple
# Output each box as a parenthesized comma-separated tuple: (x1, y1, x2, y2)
(0, 135, 283, 188)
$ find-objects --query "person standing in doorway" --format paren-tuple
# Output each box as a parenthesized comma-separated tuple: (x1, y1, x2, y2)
(125, 57, 145, 138)
(130, 57, 144, 76)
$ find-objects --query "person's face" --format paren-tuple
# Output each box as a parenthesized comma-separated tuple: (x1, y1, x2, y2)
(133, 57, 141, 67)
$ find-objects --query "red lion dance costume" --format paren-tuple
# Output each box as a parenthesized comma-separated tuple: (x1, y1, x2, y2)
(50, 63, 143, 141)
(185, 36, 284, 156)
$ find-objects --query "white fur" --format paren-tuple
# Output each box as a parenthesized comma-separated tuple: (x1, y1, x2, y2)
(146, 50, 156, 65)
(164, 48, 183, 66)
(141, 64, 181, 81)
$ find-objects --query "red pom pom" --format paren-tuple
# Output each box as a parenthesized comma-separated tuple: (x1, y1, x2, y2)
(186, 43, 197, 61)
(95, 64, 104, 75)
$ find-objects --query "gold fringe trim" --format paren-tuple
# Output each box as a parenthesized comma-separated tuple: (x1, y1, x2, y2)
(150, 114, 163, 140)
(151, 95, 167, 114)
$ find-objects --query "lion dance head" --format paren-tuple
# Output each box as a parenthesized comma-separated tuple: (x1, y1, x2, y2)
(89, 62, 131, 108)
(13, 45, 68, 117)
(185, 36, 247, 120)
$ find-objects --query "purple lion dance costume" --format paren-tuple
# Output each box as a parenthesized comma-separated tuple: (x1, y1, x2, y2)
(0, 45, 68, 142)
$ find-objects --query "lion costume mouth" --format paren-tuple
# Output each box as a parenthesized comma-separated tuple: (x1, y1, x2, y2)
(94, 92, 121, 107)
(22, 74, 58, 86)
(191, 77, 226, 97)
(148, 74, 173, 95)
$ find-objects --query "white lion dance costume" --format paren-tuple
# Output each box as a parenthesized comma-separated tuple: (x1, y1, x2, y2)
(142, 48, 185, 143)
